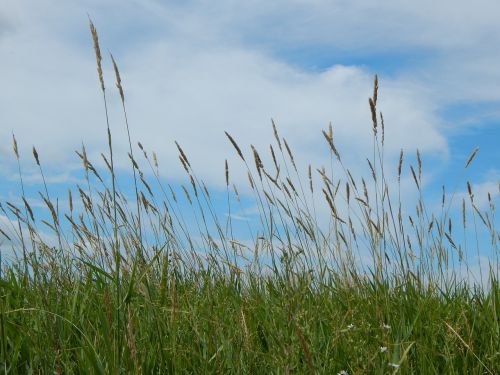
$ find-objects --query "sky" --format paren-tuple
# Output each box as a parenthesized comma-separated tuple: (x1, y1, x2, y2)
(0, 1, 499, 271)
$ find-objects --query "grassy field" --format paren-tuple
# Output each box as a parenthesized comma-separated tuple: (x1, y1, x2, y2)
(0, 22, 498, 374)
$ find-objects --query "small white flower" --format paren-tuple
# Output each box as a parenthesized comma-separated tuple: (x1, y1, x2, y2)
(382, 323, 391, 330)
(347, 323, 354, 330)
(388, 362, 400, 369)
(380, 346, 387, 353)
(337, 371, 348, 375)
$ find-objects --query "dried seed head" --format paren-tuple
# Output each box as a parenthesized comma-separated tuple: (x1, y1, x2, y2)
(22, 197, 34, 222)
(282, 183, 292, 199)
(367, 158, 376, 181)
(322, 130, 340, 160)
(362, 178, 369, 203)
(81, 144, 89, 171)
(462, 198, 466, 229)
(323, 188, 343, 223)
(467, 181, 473, 200)
(110, 54, 124, 103)
(89, 19, 105, 92)
(189, 175, 197, 197)
(224, 131, 245, 161)
(68, 189, 73, 212)
(168, 185, 177, 203)
(369, 97, 377, 136)
(308, 164, 313, 193)
(225, 159, 229, 186)
(107, 127, 112, 151)
(140, 191, 149, 211)
(181, 185, 192, 205)
(283, 138, 296, 170)
(317, 167, 333, 186)
(286, 177, 297, 195)
(334, 180, 341, 198)
(12, 134, 19, 159)
(417, 149, 422, 181)
(232, 183, 240, 201)
(202, 181, 210, 198)
(373, 74, 378, 106)
(128, 152, 139, 170)
(41, 193, 58, 226)
(427, 217, 434, 233)
(152, 152, 158, 169)
(269, 145, 278, 174)
(398, 149, 404, 181)
(464, 146, 479, 169)
(247, 171, 255, 189)
(179, 155, 188, 174)
(175, 141, 190, 168)
(380, 112, 385, 146)
(271, 118, 282, 150)
(32, 146, 40, 166)
(410, 165, 419, 189)
(251, 145, 263, 180)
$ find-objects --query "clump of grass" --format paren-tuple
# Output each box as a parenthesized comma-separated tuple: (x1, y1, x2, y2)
(0, 21, 498, 374)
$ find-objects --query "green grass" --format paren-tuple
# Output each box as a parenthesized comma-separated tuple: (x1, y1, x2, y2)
(0, 22, 498, 374)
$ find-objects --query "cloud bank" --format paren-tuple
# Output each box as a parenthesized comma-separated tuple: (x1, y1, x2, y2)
(0, 0, 498, 192)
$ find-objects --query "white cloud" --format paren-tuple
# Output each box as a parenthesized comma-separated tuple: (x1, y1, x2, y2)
(0, 0, 497, 194)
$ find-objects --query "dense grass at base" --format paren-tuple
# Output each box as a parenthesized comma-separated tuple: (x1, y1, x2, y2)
(1, 262, 499, 374)
(1, 21, 499, 374)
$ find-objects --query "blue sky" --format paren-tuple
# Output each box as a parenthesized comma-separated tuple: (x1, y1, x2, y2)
(0, 1, 498, 272)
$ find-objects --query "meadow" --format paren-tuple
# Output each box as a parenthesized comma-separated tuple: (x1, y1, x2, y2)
(0, 21, 498, 374)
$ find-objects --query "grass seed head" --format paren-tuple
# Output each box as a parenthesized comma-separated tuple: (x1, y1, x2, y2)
(225, 131, 245, 161)
(271, 118, 282, 150)
(225, 159, 229, 186)
(32, 146, 40, 166)
(417, 149, 422, 181)
(251, 145, 263, 180)
(467, 181, 473, 201)
(12, 134, 19, 159)
(308, 165, 313, 193)
(175, 141, 191, 168)
(283, 138, 296, 170)
(398, 149, 404, 181)
(369, 97, 377, 136)
(465, 146, 479, 169)
(68, 189, 73, 212)
(89, 19, 105, 92)
(110, 54, 124, 103)
(380, 112, 385, 146)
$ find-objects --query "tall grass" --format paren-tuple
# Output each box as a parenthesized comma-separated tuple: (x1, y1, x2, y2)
(0, 22, 498, 374)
